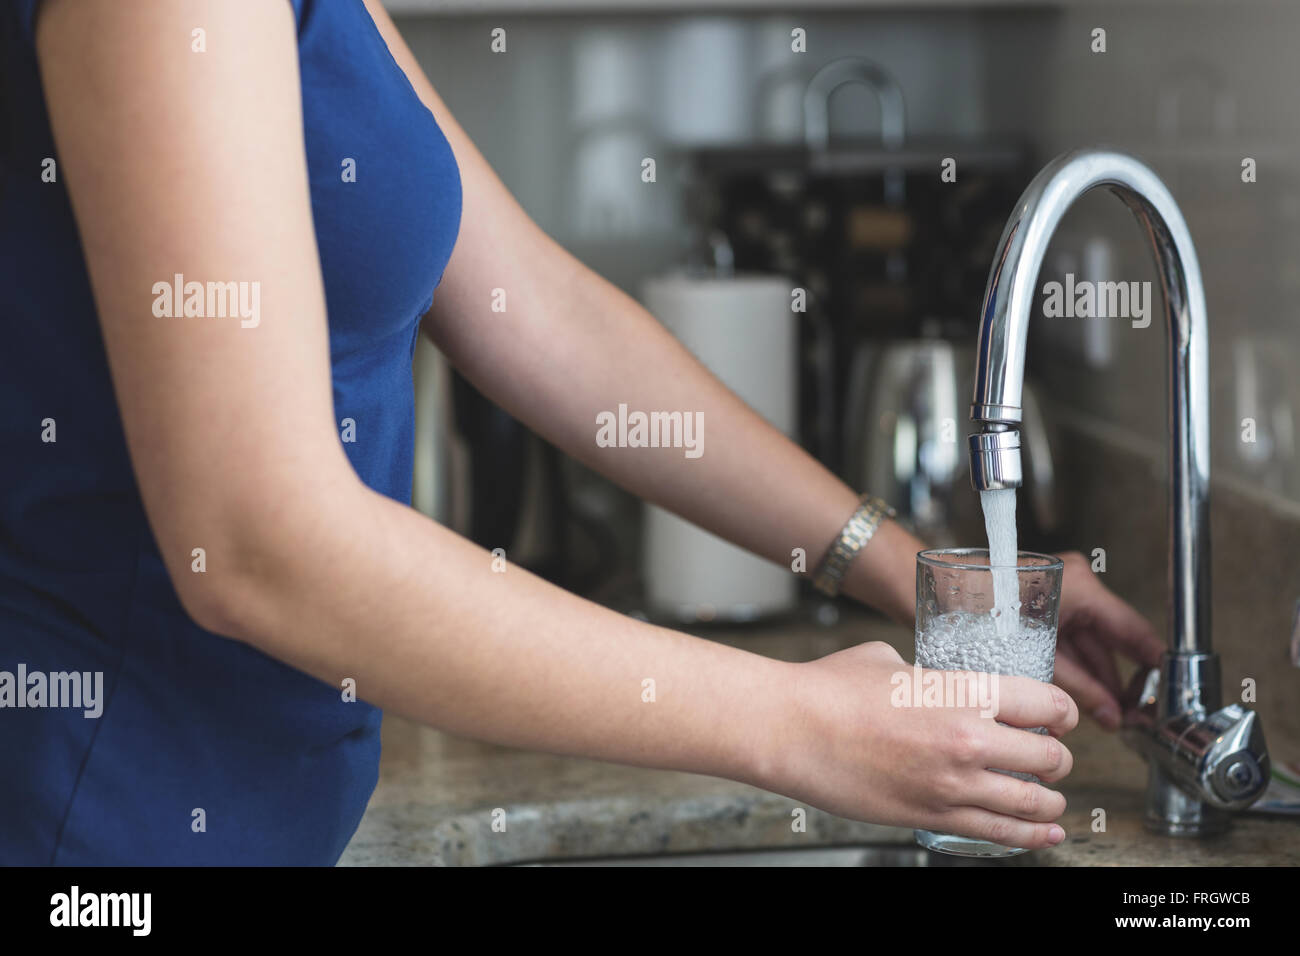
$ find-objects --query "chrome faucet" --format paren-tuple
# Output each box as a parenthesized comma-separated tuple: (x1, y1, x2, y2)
(966, 149, 1270, 835)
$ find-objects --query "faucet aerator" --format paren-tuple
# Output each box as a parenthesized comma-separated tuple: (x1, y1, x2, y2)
(968, 428, 1023, 492)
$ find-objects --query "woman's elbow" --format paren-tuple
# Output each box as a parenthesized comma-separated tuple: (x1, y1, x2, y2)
(161, 500, 332, 646)
(170, 548, 280, 646)
(154, 468, 367, 647)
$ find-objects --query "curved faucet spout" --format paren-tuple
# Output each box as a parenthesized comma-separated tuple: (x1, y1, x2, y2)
(968, 149, 1210, 660)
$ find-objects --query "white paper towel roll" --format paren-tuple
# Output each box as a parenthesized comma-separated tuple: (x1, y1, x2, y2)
(641, 274, 799, 621)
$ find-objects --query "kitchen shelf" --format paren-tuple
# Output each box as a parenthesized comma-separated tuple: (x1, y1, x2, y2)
(683, 138, 1026, 177)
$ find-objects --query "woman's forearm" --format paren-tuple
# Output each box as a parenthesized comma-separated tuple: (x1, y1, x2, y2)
(205, 474, 1080, 855)
(427, 245, 919, 623)
(209, 474, 790, 784)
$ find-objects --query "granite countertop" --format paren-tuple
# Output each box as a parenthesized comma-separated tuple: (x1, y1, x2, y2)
(338, 610, 1299, 866)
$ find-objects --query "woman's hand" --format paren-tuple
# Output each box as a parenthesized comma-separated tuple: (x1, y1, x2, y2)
(1054, 551, 1165, 730)
(759, 641, 1078, 850)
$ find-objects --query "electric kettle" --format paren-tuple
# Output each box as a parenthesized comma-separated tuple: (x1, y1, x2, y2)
(842, 336, 1059, 546)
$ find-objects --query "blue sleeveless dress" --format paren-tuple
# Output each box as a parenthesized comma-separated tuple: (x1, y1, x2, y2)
(0, 0, 462, 864)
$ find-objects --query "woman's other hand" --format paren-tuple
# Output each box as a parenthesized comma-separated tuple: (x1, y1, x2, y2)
(1054, 551, 1164, 730)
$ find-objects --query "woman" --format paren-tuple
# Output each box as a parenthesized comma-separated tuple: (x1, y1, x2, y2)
(0, 0, 1163, 865)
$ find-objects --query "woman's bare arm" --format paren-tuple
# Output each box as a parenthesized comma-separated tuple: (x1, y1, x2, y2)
(32, 0, 1077, 850)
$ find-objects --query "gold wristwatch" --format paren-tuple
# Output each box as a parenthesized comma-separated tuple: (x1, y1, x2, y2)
(812, 494, 896, 597)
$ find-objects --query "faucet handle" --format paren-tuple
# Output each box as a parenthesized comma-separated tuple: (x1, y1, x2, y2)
(1120, 663, 1271, 811)
(1194, 705, 1270, 808)
(1126, 702, 1271, 811)
(1120, 665, 1160, 728)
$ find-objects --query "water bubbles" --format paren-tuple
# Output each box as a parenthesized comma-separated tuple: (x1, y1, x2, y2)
(916, 611, 1056, 683)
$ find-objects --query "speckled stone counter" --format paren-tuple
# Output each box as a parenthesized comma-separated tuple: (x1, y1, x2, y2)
(338, 612, 1300, 866)
(1035, 785, 1300, 867)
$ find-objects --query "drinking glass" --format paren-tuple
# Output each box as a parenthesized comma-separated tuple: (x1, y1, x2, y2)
(912, 548, 1064, 858)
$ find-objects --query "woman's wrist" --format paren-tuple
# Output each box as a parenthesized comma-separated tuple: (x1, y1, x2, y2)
(733, 656, 807, 794)
(838, 519, 923, 626)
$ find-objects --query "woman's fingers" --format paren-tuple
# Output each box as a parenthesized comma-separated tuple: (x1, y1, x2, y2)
(1089, 592, 1165, 667)
(1060, 553, 1164, 667)
(1068, 630, 1124, 699)
(988, 674, 1078, 736)
(932, 808, 1067, 850)
(1053, 650, 1121, 729)
(979, 723, 1074, 783)
(965, 768, 1068, 821)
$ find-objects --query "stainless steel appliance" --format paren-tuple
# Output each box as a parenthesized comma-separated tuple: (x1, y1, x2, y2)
(842, 336, 1057, 546)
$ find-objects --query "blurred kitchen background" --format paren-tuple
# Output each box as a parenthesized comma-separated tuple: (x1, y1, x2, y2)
(396, 0, 1300, 641)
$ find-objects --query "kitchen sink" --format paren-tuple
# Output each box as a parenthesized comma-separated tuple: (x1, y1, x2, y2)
(516, 844, 1027, 866)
